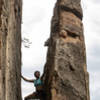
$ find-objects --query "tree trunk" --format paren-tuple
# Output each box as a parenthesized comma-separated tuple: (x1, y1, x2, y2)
(43, 0, 90, 100)
(0, 0, 22, 100)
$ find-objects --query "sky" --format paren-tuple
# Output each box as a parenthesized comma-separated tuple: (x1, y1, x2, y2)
(21, 0, 100, 100)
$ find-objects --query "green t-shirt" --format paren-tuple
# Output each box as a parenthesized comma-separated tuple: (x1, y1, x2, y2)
(34, 78, 43, 86)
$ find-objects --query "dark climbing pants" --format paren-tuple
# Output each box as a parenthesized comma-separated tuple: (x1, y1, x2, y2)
(24, 91, 46, 100)
(24, 92, 37, 100)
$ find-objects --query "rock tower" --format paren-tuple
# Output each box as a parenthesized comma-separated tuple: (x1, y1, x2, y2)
(43, 0, 90, 100)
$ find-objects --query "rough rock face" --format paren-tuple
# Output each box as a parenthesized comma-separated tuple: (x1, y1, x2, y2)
(43, 0, 90, 100)
(0, 0, 22, 100)
(0, 0, 3, 99)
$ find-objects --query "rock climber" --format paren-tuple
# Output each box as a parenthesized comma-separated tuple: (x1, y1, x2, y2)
(21, 71, 45, 100)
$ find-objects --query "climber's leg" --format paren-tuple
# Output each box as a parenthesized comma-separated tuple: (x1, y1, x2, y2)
(36, 90, 46, 100)
(24, 92, 36, 100)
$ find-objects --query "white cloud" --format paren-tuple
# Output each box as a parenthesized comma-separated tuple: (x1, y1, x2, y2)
(82, 0, 100, 100)
(90, 72, 100, 100)
(21, 81, 35, 99)
(90, 0, 100, 4)
(21, 0, 56, 99)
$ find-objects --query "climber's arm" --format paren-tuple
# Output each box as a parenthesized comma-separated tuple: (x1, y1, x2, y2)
(40, 74, 44, 81)
(21, 75, 34, 83)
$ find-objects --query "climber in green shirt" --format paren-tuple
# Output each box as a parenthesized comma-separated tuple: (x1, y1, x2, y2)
(21, 71, 45, 100)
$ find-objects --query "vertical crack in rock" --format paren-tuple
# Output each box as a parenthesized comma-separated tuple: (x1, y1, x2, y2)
(43, 0, 90, 100)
